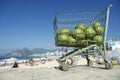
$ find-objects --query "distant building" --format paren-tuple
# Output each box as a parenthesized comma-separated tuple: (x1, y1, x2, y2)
(108, 40, 120, 50)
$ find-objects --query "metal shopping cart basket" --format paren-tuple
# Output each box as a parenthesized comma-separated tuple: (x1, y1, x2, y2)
(54, 4, 112, 71)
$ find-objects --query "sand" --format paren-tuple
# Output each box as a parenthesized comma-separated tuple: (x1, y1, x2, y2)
(0, 59, 120, 80)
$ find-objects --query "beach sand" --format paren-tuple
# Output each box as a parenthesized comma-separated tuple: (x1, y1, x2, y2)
(0, 59, 120, 80)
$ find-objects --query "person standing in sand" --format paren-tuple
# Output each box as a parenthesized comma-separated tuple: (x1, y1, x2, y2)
(29, 58, 34, 66)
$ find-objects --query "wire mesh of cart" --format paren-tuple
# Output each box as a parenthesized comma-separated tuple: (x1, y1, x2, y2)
(54, 5, 112, 53)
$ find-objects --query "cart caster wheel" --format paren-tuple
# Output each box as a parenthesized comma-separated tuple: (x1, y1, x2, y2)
(60, 63, 69, 71)
(105, 62, 113, 69)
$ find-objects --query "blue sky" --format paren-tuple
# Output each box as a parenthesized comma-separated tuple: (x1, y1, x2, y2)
(0, 0, 120, 50)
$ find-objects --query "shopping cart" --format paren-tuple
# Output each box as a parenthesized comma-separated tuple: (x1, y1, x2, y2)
(54, 4, 112, 71)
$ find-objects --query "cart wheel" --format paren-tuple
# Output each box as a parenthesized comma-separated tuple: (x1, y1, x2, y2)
(60, 63, 69, 71)
(105, 62, 113, 69)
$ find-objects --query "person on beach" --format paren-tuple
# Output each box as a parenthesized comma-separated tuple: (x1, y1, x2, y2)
(12, 62, 18, 68)
(29, 58, 34, 66)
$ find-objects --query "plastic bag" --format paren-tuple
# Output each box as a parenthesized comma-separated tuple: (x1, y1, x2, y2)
(107, 48, 120, 64)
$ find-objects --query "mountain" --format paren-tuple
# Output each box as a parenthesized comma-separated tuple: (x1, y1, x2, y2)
(3, 48, 62, 57)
